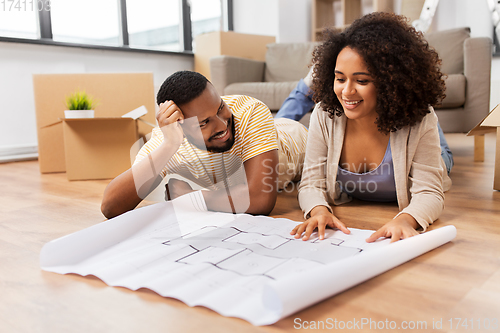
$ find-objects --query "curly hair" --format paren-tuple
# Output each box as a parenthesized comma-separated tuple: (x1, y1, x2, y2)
(311, 12, 446, 133)
(156, 70, 208, 106)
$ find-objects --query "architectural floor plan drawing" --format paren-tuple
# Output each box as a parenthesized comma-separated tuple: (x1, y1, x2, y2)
(161, 217, 384, 282)
(40, 191, 457, 326)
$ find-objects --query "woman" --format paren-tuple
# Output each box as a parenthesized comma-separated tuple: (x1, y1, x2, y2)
(291, 12, 452, 243)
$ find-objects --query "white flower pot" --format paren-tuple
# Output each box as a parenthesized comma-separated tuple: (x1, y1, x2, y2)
(64, 110, 95, 119)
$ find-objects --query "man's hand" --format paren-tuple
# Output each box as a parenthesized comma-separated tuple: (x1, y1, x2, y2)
(101, 102, 185, 219)
(165, 178, 194, 201)
(290, 205, 350, 241)
(366, 213, 419, 243)
(157, 101, 184, 149)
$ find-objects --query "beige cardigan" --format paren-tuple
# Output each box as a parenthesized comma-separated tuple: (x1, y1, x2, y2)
(298, 105, 452, 231)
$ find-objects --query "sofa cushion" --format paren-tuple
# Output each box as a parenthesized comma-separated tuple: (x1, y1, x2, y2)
(425, 27, 470, 75)
(436, 74, 466, 109)
(264, 42, 319, 82)
(224, 81, 299, 110)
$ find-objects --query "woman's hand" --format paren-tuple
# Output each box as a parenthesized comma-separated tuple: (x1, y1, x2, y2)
(366, 213, 419, 243)
(290, 206, 350, 241)
(157, 101, 184, 149)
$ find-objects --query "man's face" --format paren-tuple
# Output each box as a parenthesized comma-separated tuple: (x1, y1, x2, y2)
(180, 84, 235, 153)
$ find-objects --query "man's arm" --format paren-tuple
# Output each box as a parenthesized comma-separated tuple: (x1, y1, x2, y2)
(242, 149, 279, 214)
(101, 169, 143, 220)
(202, 149, 279, 215)
(167, 149, 279, 215)
(101, 143, 179, 219)
(166, 96, 280, 215)
(101, 101, 184, 219)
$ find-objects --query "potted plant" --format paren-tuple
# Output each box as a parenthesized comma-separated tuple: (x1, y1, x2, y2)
(64, 90, 97, 118)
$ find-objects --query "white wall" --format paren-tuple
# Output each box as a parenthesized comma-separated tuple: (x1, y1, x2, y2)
(0, 42, 193, 162)
(434, 0, 493, 38)
(233, 0, 311, 43)
(233, 0, 279, 38)
(277, 0, 312, 43)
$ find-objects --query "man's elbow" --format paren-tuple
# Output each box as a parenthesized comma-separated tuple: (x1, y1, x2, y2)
(260, 200, 276, 215)
(247, 192, 277, 215)
(100, 199, 125, 220)
(101, 201, 115, 219)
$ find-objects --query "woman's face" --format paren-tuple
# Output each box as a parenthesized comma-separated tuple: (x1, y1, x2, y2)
(334, 46, 377, 122)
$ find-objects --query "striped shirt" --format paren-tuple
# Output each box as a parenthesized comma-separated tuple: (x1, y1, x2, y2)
(134, 95, 307, 190)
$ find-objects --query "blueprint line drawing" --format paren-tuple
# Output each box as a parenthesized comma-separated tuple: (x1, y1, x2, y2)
(40, 191, 457, 326)
(162, 223, 368, 281)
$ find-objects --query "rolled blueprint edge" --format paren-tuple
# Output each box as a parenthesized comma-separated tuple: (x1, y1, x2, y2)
(260, 225, 457, 326)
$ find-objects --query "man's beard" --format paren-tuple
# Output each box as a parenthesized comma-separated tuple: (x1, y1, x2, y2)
(186, 115, 235, 153)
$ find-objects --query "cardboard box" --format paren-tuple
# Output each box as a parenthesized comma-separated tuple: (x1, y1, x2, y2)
(467, 103, 500, 190)
(33, 73, 157, 174)
(62, 118, 138, 181)
(194, 31, 276, 80)
(60, 106, 152, 181)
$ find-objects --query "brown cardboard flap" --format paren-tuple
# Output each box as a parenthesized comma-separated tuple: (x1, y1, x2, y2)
(137, 118, 156, 128)
(64, 117, 138, 122)
(467, 125, 497, 136)
(467, 104, 500, 136)
(63, 118, 139, 181)
(42, 116, 157, 129)
(38, 123, 66, 173)
(481, 104, 500, 127)
(40, 120, 63, 129)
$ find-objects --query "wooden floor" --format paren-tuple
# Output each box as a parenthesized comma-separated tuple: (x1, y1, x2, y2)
(1, 133, 499, 333)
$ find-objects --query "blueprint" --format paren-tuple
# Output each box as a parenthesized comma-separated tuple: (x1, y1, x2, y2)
(40, 191, 457, 325)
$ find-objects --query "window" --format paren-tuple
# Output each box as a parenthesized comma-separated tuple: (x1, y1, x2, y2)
(51, 0, 120, 46)
(0, 1, 39, 39)
(190, 0, 221, 51)
(126, 0, 181, 52)
(0, 0, 233, 53)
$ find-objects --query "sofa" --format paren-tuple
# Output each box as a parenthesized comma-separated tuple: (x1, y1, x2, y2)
(426, 27, 492, 133)
(210, 42, 319, 111)
(210, 27, 492, 133)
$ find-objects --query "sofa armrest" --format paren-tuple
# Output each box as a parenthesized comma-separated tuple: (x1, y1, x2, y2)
(463, 37, 492, 131)
(210, 56, 265, 95)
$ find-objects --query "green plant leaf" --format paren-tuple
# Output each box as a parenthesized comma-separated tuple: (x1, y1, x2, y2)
(65, 90, 97, 110)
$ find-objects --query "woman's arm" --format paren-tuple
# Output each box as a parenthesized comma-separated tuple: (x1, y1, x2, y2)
(297, 105, 334, 218)
(398, 112, 446, 231)
(367, 112, 446, 242)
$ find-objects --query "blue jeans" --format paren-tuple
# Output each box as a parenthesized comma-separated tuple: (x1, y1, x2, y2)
(275, 79, 315, 121)
(275, 80, 454, 174)
(438, 122, 454, 174)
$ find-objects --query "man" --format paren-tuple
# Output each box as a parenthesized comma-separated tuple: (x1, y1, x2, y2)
(101, 71, 307, 219)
